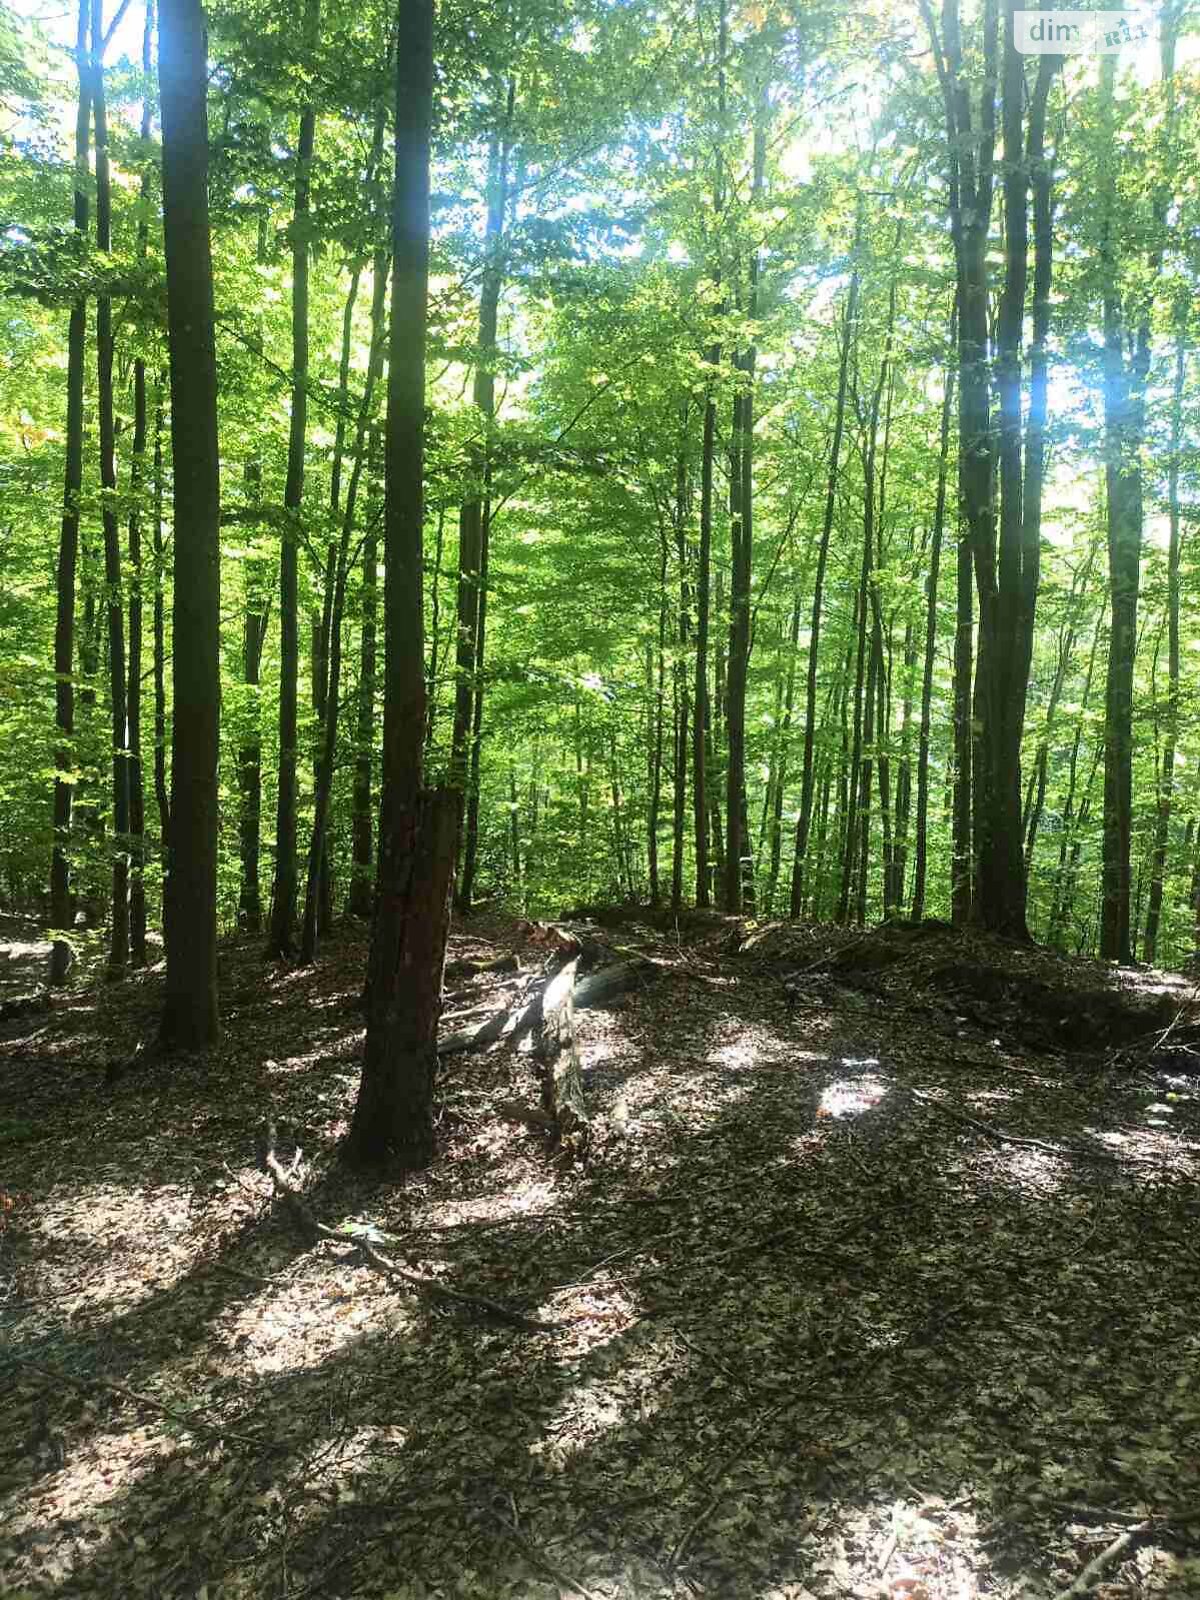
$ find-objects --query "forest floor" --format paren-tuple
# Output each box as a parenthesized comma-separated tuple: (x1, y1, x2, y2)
(2, 909, 1200, 1600)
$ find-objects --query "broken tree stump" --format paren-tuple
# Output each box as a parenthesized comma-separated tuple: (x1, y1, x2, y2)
(437, 955, 656, 1057)
(533, 957, 590, 1153)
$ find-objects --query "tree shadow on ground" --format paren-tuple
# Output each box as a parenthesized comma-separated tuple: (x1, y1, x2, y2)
(4, 925, 1200, 1598)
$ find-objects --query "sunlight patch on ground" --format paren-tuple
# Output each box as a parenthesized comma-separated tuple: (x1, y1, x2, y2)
(993, 1143, 1071, 1193)
(219, 1276, 415, 1372)
(965, 1087, 1020, 1108)
(23, 1180, 209, 1321)
(818, 1072, 888, 1120)
(532, 1330, 678, 1464)
(414, 1183, 560, 1231)
(2, 1426, 171, 1589)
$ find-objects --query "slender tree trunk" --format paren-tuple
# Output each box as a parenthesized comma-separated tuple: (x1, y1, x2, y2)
(49, 0, 91, 986)
(694, 371, 716, 908)
(158, 0, 221, 1049)
(237, 462, 268, 932)
(452, 86, 512, 911)
(92, 6, 130, 976)
(269, 0, 320, 959)
(346, 0, 452, 1170)
(649, 522, 668, 904)
(1048, 620, 1101, 944)
(349, 426, 381, 918)
(459, 504, 490, 909)
(151, 392, 170, 857)
(671, 434, 690, 912)
(792, 253, 858, 915)
(301, 248, 389, 962)
(1099, 56, 1148, 964)
(838, 568, 869, 925)
(724, 95, 766, 912)
(1024, 545, 1096, 871)
(126, 1, 153, 967)
(425, 503, 445, 753)
(765, 588, 802, 915)
(1143, 320, 1186, 963)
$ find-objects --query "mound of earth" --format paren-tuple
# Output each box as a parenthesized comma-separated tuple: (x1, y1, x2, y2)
(730, 917, 1194, 1058)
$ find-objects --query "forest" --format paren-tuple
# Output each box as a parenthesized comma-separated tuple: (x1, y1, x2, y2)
(3, 0, 1200, 1597)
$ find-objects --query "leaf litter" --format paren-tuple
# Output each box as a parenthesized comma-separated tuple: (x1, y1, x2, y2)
(2, 912, 1200, 1599)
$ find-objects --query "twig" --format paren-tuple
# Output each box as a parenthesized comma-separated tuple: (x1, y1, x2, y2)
(485, 1504, 601, 1600)
(207, 1263, 288, 1289)
(900, 1085, 1129, 1164)
(1053, 1500, 1200, 1597)
(6, 1354, 265, 1449)
(261, 1143, 561, 1333)
(1053, 1519, 1150, 1598)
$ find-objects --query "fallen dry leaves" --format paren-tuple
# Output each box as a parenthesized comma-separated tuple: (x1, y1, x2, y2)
(2, 912, 1199, 1599)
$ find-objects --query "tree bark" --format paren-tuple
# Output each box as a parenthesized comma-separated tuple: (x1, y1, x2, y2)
(49, 0, 91, 987)
(349, 435, 381, 919)
(792, 244, 858, 916)
(301, 248, 389, 963)
(237, 461, 269, 932)
(158, 0, 221, 1049)
(126, 0, 153, 968)
(91, 2, 130, 977)
(671, 431, 690, 912)
(268, 0, 320, 960)
(911, 319, 954, 921)
(1142, 317, 1186, 962)
(346, 0, 450, 1171)
(452, 83, 512, 911)
(1099, 53, 1148, 964)
(151, 391, 170, 858)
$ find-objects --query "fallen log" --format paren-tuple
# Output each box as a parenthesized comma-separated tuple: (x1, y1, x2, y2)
(437, 956, 656, 1056)
(443, 951, 520, 983)
(0, 988, 52, 1024)
(533, 957, 589, 1153)
(572, 959, 656, 1010)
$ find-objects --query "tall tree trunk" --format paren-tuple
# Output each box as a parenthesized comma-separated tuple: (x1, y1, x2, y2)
(301, 248, 390, 962)
(792, 248, 858, 915)
(92, 4, 130, 976)
(922, 0, 996, 929)
(158, 0, 221, 1049)
(452, 83, 513, 912)
(459, 504, 490, 909)
(49, 0, 91, 986)
(765, 587, 802, 915)
(1143, 318, 1187, 963)
(838, 566, 869, 925)
(694, 372, 717, 908)
(723, 91, 767, 913)
(648, 523, 668, 905)
(1099, 54, 1148, 964)
(346, 0, 452, 1171)
(237, 461, 269, 931)
(151, 391, 170, 857)
(671, 432, 690, 913)
(269, 0, 320, 959)
(1024, 545, 1096, 871)
(126, 0, 153, 967)
(310, 265, 365, 937)
(349, 426, 381, 918)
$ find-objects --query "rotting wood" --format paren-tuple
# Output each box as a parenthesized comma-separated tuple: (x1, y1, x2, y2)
(532, 956, 590, 1153)
(438, 956, 656, 1055)
(443, 950, 519, 982)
